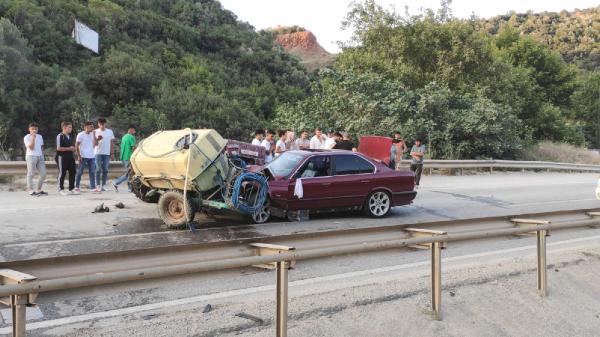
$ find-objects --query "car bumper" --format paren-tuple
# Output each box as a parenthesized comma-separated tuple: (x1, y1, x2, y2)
(392, 190, 417, 206)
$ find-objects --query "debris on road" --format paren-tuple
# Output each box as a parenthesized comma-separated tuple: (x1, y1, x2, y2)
(92, 203, 110, 213)
(115, 202, 125, 209)
(202, 304, 212, 313)
(235, 312, 264, 324)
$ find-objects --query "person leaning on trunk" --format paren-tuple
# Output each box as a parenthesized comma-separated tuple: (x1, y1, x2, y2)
(390, 131, 408, 170)
(410, 137, 426, 187)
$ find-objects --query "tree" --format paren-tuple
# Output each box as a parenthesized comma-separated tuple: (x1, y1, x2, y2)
(0, 0, 310, 157)
(274, 70, 524, 159)
(573, 71, 600, 147)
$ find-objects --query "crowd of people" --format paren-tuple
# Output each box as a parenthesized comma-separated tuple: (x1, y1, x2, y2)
(250, 127, 426, 186)
(251, 127, 358, 162)
(22, 123, 427, 196)
(23, 118, 136, 196)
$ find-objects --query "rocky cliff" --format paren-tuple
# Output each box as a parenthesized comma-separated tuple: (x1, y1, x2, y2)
(273, 27, 335, 71)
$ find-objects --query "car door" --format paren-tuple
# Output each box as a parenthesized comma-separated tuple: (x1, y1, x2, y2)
(287, 155, 334, 210)
(330, 154, 376, 207)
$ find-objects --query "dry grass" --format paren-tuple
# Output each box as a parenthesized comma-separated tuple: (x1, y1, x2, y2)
(518, 141, 600, 165)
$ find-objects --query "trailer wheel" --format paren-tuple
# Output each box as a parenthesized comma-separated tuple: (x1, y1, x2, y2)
(250, 199, 271, 224)
(158, 191, 196, 228)
(130, 176, 159, 203)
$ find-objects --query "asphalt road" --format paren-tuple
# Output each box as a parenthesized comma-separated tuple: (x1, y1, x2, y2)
(1, 171, 599, 336)
(1, 171, 598, 247)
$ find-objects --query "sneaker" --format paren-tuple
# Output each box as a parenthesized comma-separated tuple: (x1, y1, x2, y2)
(28, 191, 37, 196)
(93, 186, 102, 193)
(59, 190, 69, 196)
(101, 185, 107, 192)
(37, 191, 48, 196)
(111, 181, 118, 192)
(74, 188, 81, 194)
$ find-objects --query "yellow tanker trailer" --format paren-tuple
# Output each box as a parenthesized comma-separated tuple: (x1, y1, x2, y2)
(130, 129, 268, 227)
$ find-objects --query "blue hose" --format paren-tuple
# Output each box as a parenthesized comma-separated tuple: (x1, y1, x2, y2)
(230, 172, 268, 214)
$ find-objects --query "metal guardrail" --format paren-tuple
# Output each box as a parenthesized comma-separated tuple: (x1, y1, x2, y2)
(400, 159, 600, 172)
(0, 161, 122, 176)
(2, 159, 600, 176)
(1, 214, 600, 337)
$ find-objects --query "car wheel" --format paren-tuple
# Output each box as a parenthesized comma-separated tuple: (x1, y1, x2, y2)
(251, 199, 271, 224)
(364, 190, 391, 218)
(158, 190, 196, 228)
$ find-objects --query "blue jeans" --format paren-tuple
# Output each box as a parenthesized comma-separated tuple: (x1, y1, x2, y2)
(114, 160, 131, 190)
(76, 157, 96, 189)
(95, 154, 110, 187)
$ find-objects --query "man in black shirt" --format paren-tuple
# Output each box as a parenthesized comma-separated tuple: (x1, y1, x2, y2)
(333, 132, 356, 151)
(56, 121, 77, 195)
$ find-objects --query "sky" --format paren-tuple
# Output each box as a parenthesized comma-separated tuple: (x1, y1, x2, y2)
(218, 0, 600, 53)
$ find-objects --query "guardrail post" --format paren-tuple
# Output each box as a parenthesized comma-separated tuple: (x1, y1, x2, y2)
(431, 241, 443, 320)
(404, 229, 445, 320)
(249, 244, 294, 337)
(536, 229, 547, 297)
(10, 294, 27, 337)
(0, 269, 38, 337)
(276, 260, 290, 337)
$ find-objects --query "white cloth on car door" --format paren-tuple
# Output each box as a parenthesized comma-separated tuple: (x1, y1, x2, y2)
(294, 178, 303, 199)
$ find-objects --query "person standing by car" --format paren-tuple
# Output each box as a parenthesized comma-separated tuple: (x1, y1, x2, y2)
(310, 127, 326, 149)
(24, 122, 48, 196)
(295, 131, 310, 150)
(251, 129, 264, 146)
(333, 132, 356, 151)
(261, 129, 275, 163)
(94, 118, 115, 191)
(410, 137, 426, 187)
(324, 129, 337, 149)
(390, 132, 408, 170)
(285, 130, 297, 150)
(75, 121, 99, 193)
(56, 121, 77, 195)
(112, 125, 136, 192)
(275, 130, 287, 157)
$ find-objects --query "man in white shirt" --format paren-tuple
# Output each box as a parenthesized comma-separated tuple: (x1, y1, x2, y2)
(275, 130, 287, 157)
(23, 122, 47, 196)
(324, 129, 337, 149)
(261, 129, 275, 163)
(75, 121, 99, 192)
(94, 118, 115, 191)
(295, 131, 310, 150)
(251, 129, 264, 146)
(309, 127, 326, 149)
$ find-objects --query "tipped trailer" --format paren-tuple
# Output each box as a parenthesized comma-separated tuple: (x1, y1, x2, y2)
(129, 129, 269, 228)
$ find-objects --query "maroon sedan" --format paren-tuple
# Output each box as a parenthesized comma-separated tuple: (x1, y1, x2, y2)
(251, 150, 416, 223)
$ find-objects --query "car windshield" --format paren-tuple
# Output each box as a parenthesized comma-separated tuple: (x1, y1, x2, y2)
(266, 152, 306, 177)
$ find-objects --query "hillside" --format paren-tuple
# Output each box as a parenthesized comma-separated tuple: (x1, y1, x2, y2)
(270, 26, 335, 71)
(0, 0, 309, 157)
(479, 6, 600, 70)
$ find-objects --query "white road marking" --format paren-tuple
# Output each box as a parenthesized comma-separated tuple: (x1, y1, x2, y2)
(1, 234, 600, 334)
